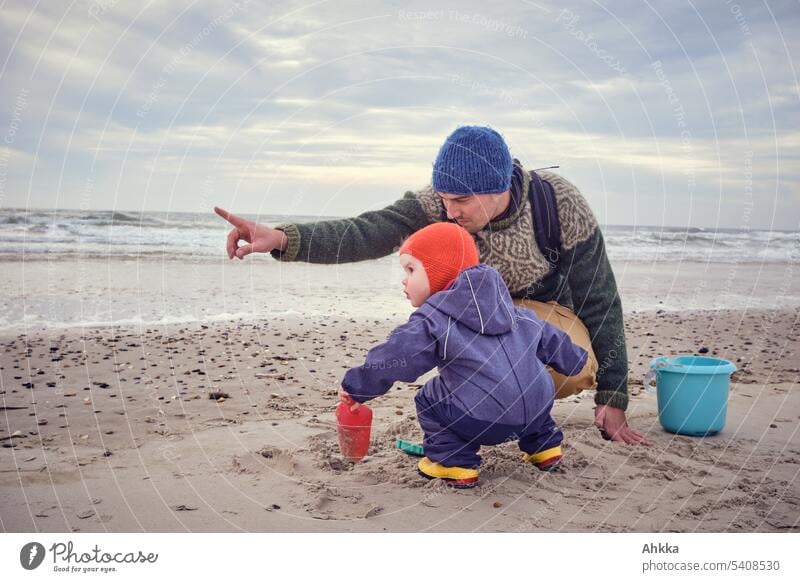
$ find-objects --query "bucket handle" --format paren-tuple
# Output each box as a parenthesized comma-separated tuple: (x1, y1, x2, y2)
(643, 368, 657, 394)
(649, 356, 683, 369)
(644, 357, 682, 394)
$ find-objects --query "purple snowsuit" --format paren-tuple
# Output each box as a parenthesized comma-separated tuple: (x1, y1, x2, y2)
(342, 264, 588, 468)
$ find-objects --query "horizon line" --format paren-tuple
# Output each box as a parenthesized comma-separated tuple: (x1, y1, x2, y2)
(1, 206, 796, 233)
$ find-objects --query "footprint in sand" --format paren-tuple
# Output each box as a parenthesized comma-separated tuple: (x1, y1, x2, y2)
(296, 483, 367, 520)
(257, 445, 298, 475)
(229, 445, 298, 477)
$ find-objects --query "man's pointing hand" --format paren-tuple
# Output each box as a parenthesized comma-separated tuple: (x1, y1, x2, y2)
(213, 206, 288, 260)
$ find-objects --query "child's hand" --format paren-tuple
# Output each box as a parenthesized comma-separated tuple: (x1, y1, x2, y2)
(338, 387, 361, 412)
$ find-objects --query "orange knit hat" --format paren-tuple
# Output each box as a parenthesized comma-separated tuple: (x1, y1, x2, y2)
(399, 223, 480, 294)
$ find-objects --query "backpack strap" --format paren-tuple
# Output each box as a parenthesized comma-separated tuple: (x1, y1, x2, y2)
(434, 167, 562, 268)
(528, 169, 562, 267)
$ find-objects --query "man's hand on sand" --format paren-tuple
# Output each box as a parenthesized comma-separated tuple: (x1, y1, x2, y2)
(594, 405, 650, 445)
(213, 206, 288, 259)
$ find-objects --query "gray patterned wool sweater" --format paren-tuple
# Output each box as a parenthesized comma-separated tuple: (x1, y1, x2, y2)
(271, 162, 629, 410)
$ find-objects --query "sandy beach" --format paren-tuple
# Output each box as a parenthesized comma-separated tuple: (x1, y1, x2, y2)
(1, 305, 798, 532)
(1, 0, 799, 547)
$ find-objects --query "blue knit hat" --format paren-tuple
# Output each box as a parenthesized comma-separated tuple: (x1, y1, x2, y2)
(432, 126, 513, 195)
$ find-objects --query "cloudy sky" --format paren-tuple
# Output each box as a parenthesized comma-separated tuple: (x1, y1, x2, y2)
(0, 0, 797, 229)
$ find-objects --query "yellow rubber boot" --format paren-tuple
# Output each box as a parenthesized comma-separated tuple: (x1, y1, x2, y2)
(417, 457, 479, 488)
(522, 445, 563, 472)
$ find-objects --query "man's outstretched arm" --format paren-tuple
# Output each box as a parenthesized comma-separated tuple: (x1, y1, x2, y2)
(271, 192, 431, 264)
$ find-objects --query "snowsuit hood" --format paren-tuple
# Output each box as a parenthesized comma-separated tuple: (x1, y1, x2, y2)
(425, 265, 516, 337)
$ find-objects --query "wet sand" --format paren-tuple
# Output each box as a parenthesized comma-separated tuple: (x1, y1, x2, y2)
(1, 308, 798, 532)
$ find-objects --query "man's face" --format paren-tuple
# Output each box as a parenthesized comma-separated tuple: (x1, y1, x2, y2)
(436, 191, 510, 233)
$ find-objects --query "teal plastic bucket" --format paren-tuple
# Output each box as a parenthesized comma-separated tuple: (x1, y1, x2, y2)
(649, 356, 737, 436)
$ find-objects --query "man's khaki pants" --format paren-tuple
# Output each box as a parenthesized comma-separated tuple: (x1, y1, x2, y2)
(512, 299, 599, 399)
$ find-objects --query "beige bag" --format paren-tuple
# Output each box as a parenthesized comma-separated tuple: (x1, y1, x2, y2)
(513, 299, 599, 399)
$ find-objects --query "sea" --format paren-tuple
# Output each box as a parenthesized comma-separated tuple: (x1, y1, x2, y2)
(0, 208, 798, 331)
(0, 208, 797, 264)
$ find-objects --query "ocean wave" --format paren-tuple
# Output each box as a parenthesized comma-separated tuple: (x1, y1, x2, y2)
(83, 211, 138, 222)
(79, 211, 165, 227)
(606, 230, 798, 249)
(0, 235, 80, 244)
(25, 224, 50, 234)
(0, 215, 29, 225)
(1, 210, 797, 265)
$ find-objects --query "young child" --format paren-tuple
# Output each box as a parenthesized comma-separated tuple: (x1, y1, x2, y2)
(339, 222, 588, 488)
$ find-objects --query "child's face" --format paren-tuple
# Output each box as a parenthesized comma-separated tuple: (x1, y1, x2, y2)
(399, 254, 431, 307)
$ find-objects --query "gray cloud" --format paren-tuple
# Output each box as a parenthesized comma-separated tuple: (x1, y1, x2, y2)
(0, 0, 797, 229)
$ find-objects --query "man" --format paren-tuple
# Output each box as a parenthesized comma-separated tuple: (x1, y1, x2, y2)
(215, 125, 648, 445)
